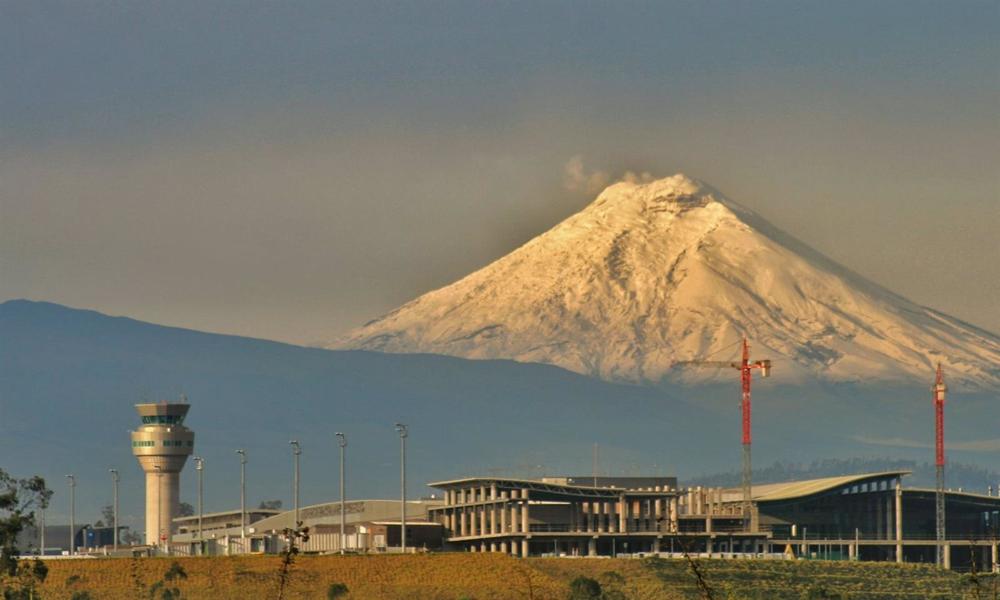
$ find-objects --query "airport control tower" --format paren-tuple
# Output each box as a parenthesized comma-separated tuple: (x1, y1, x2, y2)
(130, 401, 194, 549)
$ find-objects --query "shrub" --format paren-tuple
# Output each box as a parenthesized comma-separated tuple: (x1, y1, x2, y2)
(568, 576, 602, 599)
(327, 582, 349, 599)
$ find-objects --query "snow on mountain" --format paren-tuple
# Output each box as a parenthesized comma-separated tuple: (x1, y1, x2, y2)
(330, 174, 1000, 388)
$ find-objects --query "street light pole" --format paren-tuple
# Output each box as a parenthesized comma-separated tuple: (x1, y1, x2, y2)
(336, 432, 346, 554)
(193, 457, 204, 548)
(109, 469, 119, 552)
(236, 449, 247, 540)
(40, 503, 46, 556)
(290, 440, 301, 525)
(395, 423, 408, 553)
(65, 475, 76, 555)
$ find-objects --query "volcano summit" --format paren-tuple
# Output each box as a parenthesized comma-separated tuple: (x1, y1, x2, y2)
(332, 174, 1000, 388)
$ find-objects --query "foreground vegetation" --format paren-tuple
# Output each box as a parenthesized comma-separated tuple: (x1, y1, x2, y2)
(8, 553, 991, 600)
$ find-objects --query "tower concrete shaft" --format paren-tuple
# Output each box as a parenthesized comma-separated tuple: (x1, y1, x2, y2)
(130, 402, 194, 549)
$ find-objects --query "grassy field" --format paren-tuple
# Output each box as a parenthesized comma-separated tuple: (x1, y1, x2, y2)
(12, 553, 990, 600)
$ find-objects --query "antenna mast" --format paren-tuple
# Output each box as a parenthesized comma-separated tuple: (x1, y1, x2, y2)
(933, 363, 947, 567)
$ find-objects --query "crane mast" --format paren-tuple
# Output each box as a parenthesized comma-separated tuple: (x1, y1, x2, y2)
(674, 337, 771, 532)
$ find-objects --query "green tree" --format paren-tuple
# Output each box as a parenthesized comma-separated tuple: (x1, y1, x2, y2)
(0, 469, 52, 576)
(568, 576, 602, 600)
(326, 582, 348, 599)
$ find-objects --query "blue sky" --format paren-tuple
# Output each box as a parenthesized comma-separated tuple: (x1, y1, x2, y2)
(2, 1, 998, 340)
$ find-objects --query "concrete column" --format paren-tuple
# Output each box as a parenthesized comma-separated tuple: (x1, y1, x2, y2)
(848, 542, 855, 561)
(470, 506, 478, 536)
(480, 541, 487, 552)
(992, 543, 998, 573)
(491, 483, 497, 500)
(588, 537, 597, 557)
(895, 480, 903, 563)
(669, 497, 679, 532)
(521, 539, 529, 558)
(500, 540, 508, 554)
(619, 494, 628, 533)
(944, 543, 951, 570)
(653, 537, 661, 553)
(490, 542, 497, 552)
(586, 501, 594, 532)
(460, 507, 467, 536)
(500, 499, 508, 533)
(521, 490, 530, 534)
(491, 504, 498, 534)
(607, 501, 617, 533)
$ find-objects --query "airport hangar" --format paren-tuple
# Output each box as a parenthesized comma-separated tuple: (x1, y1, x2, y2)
(428, 471, 1000, 569)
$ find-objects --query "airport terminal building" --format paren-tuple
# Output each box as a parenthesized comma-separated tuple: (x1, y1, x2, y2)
(428, 471, 1000, 569)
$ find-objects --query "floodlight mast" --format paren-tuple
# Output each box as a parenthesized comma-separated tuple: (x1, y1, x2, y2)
(336, 432, 347, 554)
(395, 423, 408, 552)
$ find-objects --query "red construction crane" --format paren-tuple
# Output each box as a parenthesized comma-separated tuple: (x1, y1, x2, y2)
(675, 338, 772, 531)
(933, 363, 947, 567)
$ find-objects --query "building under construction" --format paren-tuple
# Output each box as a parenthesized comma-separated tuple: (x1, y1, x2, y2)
(428, 471, 1000, 570)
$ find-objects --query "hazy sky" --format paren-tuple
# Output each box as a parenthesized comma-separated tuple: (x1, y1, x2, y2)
(2, 1, 998, 342)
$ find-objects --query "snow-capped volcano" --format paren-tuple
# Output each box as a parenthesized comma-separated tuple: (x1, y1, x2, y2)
(331, 174, 1000, 388)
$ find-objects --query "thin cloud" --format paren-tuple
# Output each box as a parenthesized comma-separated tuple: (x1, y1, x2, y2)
(854, 435, 1000, 452)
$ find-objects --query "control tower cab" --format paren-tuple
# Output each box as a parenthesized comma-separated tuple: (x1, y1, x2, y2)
(130, 402, 194, 549)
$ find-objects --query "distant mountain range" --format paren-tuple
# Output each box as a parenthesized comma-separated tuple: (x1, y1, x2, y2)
(333, 174, 1000, 389)
(685, 458, 1000, 493)
(0, 299, 709, 525)
(3, 299, 998, 531)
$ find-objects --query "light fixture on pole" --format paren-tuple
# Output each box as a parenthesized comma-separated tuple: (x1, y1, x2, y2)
(109, 469, 119, 552)
(65, 475, 76, 555)
(395, 423, 408, 553)
(193, 457, 204, 547)
(236, 449, 247, 540)
(290, 440, 301, 525)
(336, 432, 347, 554)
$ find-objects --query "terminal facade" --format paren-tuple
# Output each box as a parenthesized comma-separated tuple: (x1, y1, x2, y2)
(428, 471, 1000, 569)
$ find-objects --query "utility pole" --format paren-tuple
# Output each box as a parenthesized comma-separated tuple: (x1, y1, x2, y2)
(236, 449, 247, 540)
(109, 469, 119, 552)
(66, 475, 76, 555)
(290, 440, 301, 525)
(934, 363, 947, 567)
(40, 502, 46, 556)
(336, 432, 347, 554)
(193, 457, 204, 548)
(674, 337, 771, 532)
(395, 423, 408, 553)
(592, 443, 598, 487)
